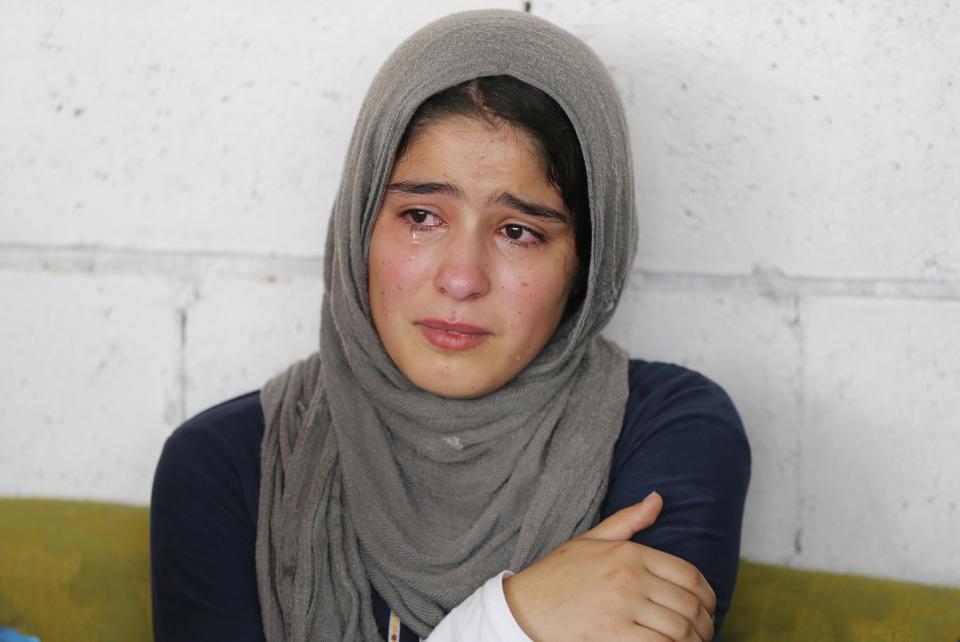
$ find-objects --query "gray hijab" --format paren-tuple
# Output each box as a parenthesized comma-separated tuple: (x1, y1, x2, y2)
(255, 9, 637, 641)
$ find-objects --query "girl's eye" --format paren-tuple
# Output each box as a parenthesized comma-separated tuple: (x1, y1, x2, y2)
(400, 209, 444, 229)
(500, 224, 546, 248)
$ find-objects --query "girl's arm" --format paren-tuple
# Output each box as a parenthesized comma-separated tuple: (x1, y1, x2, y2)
(150, 396, 267, 642)
(605, 363, 751, 633)
(428, 363, 750, 641)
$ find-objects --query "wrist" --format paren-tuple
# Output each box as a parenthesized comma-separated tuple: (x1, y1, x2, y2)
(501, 571, 539, 641)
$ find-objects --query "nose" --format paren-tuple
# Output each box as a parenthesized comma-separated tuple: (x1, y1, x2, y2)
(433, 233, 491, 301)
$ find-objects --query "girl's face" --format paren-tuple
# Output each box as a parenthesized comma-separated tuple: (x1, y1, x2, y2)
(368, 115, 580, 399)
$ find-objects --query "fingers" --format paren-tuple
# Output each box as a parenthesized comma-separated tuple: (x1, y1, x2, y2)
(583, 491, 663, 541)
(632, 599, 707, 642)
(632, 626, 673, 642)
(641, 574, 715, 642)
(640, 548, 717, 617)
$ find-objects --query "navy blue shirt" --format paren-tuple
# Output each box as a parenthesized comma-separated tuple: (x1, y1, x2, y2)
(151, 359, 751, 641)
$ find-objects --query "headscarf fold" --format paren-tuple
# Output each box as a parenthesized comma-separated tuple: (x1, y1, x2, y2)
(255, 9, 638, 640)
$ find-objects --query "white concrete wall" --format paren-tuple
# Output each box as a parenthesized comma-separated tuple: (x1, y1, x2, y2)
(2, 0, 957, 588)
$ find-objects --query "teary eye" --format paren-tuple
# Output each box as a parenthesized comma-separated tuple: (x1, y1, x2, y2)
(499, 223, 547, 247)
(504, 224, 524, 240)
(399, 209, 444, 228)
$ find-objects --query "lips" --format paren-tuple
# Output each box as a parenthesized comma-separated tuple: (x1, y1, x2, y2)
(415, 319, 493, 352)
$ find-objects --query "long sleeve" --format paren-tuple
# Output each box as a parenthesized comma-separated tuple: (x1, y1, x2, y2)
(150, 392, 267, 642)
(600, 361, 752, 637)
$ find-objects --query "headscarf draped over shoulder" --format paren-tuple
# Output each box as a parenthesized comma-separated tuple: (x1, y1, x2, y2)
(256, 9, 638, 640)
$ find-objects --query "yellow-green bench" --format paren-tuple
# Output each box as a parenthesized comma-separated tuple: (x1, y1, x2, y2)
(1, 498, 958, 641)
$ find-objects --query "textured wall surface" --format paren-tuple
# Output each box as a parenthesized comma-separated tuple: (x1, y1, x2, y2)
(1, 0, 957, 587)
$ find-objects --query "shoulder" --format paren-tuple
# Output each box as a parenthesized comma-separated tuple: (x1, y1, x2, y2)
(625, 359, 741, 418)
(162, 390, 265, 457)
(613, 359, 751, 472)
(152, 390, 265, 526)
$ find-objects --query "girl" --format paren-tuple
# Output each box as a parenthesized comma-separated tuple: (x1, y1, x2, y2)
(151, 9, 750, 642)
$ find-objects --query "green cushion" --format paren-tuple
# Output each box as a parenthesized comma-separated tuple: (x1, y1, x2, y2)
(724, 559, 960, 641)
(1, 498, 958, 641)
(0, 498, 151, 642)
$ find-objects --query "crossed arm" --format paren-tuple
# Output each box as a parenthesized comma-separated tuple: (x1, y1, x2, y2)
(151, 366, 750, 642)
(427, 367, 751, 641)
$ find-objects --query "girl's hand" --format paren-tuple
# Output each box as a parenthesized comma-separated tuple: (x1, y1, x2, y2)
(502, 492, 716, 641)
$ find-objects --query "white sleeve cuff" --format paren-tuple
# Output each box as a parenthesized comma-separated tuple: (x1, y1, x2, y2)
(482, 570, 533, 641)
(423, 570, 533, 642)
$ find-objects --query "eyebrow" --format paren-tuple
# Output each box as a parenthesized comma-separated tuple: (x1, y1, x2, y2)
(385, 181, 571, 224)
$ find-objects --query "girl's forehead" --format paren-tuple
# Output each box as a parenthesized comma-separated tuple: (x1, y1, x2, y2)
(384, 120, 568, 213)
(390, 115, 556, 191)
(394, 117, 539, 167)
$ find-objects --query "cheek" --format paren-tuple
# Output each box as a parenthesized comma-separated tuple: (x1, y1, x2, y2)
(495, 258, 571, 334)
(369, 235, 428, 312)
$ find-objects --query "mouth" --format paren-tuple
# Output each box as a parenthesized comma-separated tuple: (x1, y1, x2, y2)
(414, 319, 493, 352)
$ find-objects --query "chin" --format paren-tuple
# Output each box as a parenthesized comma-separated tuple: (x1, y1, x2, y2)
(411, 370, 496, 400)
(402, 355, 505, 399)
(423, 385, 487, 400)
